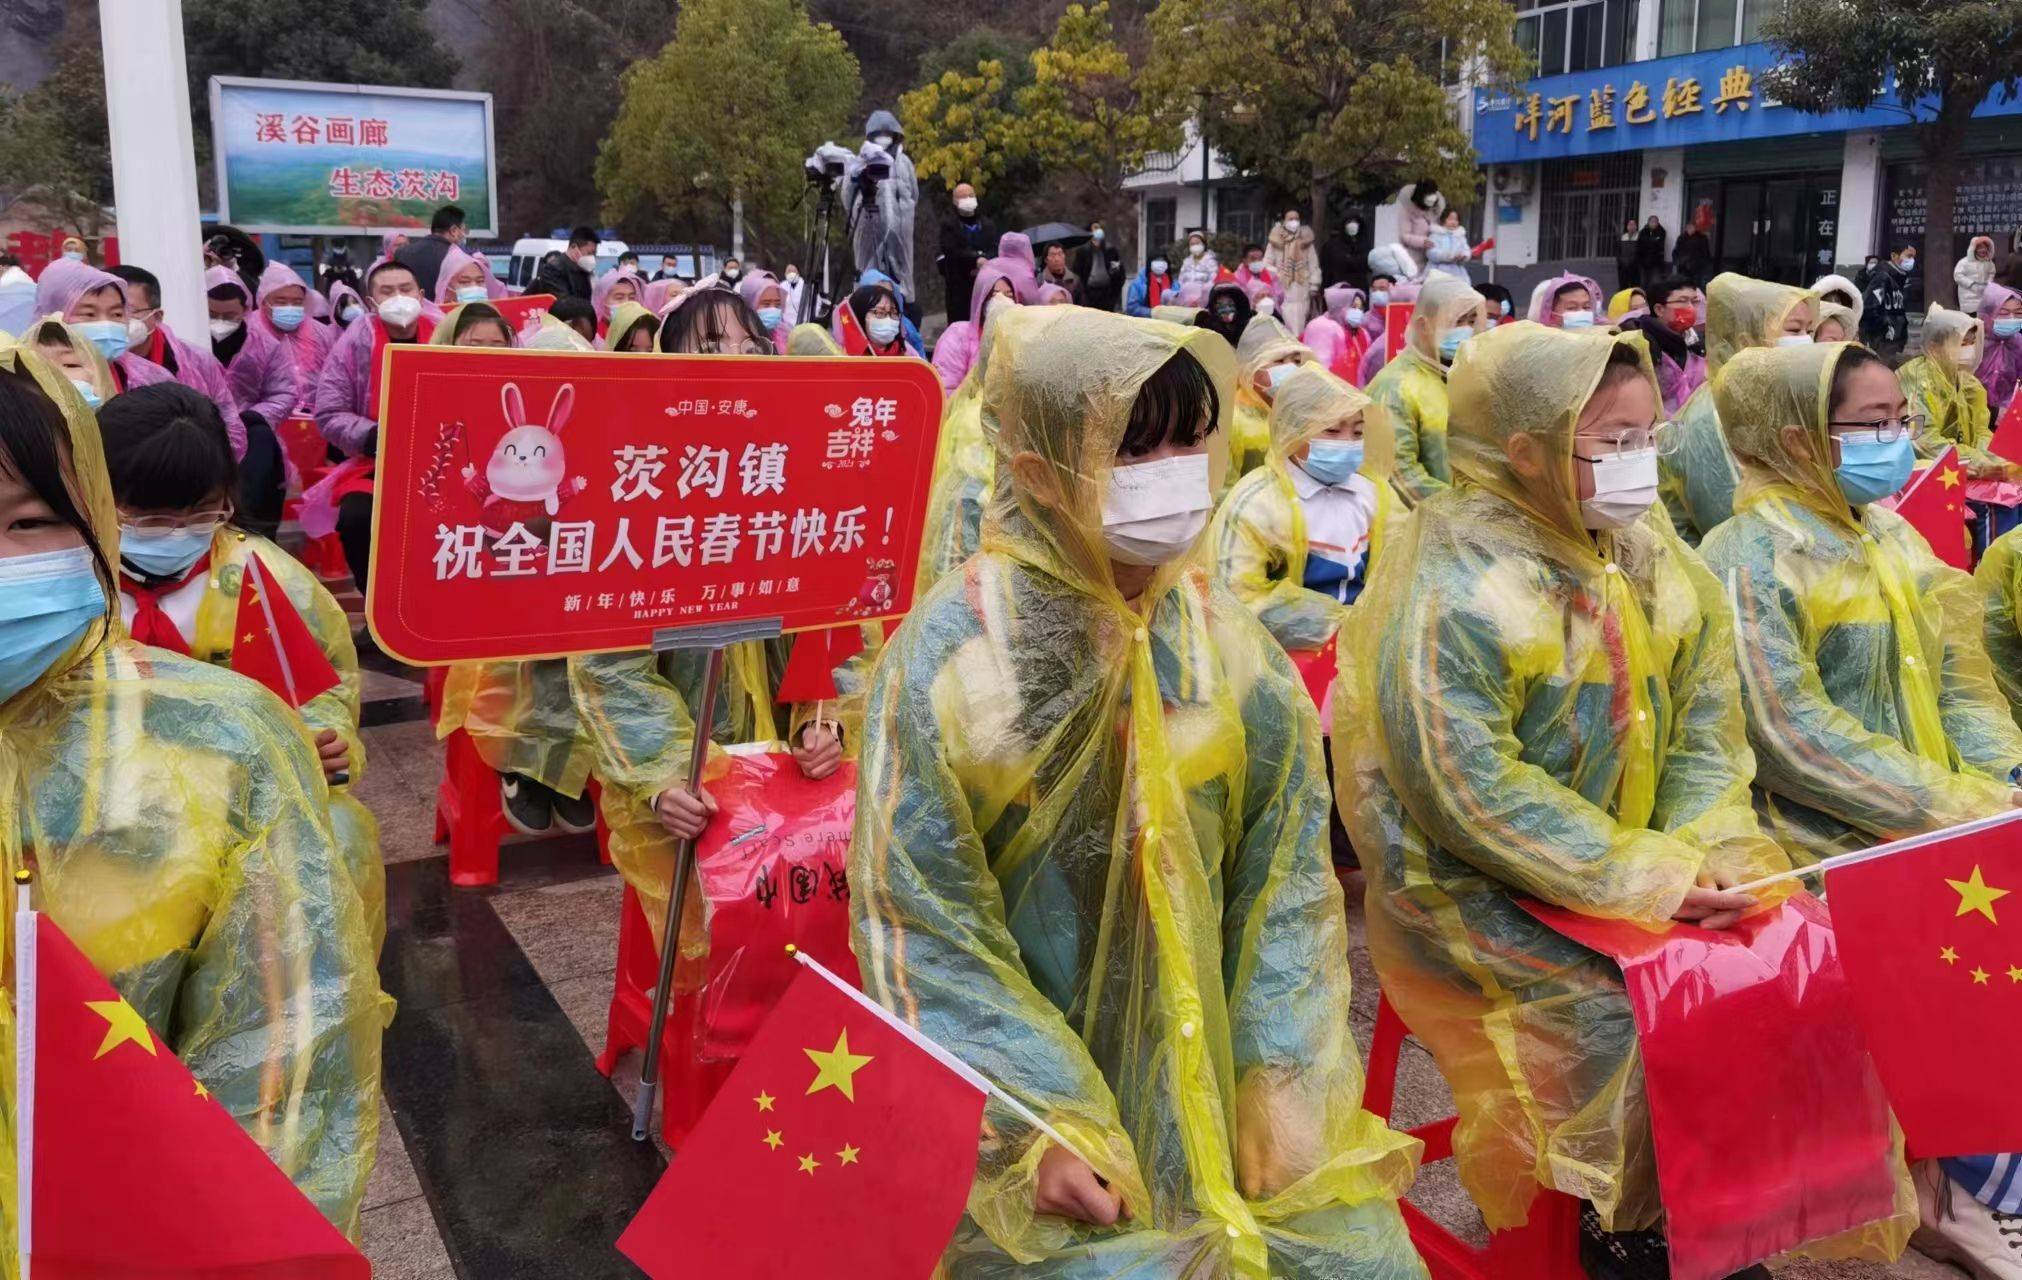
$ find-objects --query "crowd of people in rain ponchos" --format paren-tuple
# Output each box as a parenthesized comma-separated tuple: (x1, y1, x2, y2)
(15, 190, 2022, 1280)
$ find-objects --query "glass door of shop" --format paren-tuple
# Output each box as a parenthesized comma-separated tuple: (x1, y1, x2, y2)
(1685, 173, 1840, 284)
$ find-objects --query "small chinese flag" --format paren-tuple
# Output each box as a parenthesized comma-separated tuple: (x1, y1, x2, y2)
(832, 299, 872, 356)
(1881, 446, 1970, 570)
(1990, 390, 2022, 465)
(618, 959, 987, 1279)
(232, 552, 342, 708)
(16, 908, 369, 1278)
(1285, 637, 1338, 710)
(1824, 811, 2022, 1156)
(1385, 302, 1414, 360)
(775, 627, 868, 705)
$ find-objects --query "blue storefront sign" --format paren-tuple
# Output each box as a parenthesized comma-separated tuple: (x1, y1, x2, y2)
(1473, 43, 2022, 165)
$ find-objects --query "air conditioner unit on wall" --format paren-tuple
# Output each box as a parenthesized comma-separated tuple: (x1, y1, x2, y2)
(1489, 164, 1535, 199)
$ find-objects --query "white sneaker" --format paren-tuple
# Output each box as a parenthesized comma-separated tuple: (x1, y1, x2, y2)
(1913, 1160, 2022, 1280)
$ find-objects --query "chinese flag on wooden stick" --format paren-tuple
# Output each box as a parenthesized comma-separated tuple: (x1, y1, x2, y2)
(1989, 390, 2022, 465)
(774, 627, 868, 705)
(618, 957, 987, 1279)
(832, 300, 871, 357)
(1880, 446, 1970, 570)
(16, 908, 369, 1279)
(232, 553, 341, 709)
(1823, 810, 2022, 1157)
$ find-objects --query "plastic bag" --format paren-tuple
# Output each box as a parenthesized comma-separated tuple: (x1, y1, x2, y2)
(693, 749, 860, 1061)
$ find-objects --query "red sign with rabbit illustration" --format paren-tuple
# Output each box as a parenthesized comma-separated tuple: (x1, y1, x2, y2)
(365, 346, 944, 663)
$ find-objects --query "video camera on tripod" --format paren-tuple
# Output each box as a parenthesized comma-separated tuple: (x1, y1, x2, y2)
(796, 142, 871, 326)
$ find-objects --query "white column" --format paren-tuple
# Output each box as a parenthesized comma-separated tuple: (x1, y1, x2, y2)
(99, 0, 206, 338)
(1835, 130, 1883, 271)
(1633, 0, 1663, 60)
(1496, 180, 1543, 270)
(1641, 147, 1686, 253)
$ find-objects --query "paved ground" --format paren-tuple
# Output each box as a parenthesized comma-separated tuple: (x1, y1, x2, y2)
(347, 640, 1967, 1279)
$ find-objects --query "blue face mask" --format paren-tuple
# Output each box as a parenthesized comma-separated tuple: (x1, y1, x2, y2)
(1438, 326, 1472, 362)
(76, 320, 128, 361)
(1834, 433, 1917, 506)
(1301, 438, 1365, 486)
(0, 546, 107, 705)
(68, 378, 101, 409)
(1344, 306, 1366, 327)
(119, 524, 216, 579)
(866, 316, 902, 346)
(1265, 362, 1298, 393)
(1994, 318, 2022, 340)
(269, 304, 305, 331)
(455, 285, 489, 304)
(757, 306, 784, 331)
(1369, 290, 1391, 308)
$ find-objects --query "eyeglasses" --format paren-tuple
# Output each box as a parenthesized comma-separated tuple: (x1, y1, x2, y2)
(1828, 414, 1926, 443)
(1575, 421, 1679, 460)
(123, 509, 230, 533)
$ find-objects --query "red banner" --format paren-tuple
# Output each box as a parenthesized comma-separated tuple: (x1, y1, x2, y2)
(1384, 302, 1413, 360)
(1522, 896, 1902, 1280)
(366, 348, 943, 663)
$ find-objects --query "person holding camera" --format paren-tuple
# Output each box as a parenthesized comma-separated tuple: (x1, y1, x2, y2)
(844, 110, 919, 305)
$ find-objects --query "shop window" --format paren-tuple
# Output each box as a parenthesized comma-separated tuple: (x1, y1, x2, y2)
(1216, 186, 1269, 247)
(1514, 0, 1637, 76)
(1539, 154, 1642, 261)
(1656, 0, 1761, 54)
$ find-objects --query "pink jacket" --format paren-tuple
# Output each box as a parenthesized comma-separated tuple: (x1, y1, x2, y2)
(930, 260, 1019, 392)
(150, 324, 249, 459)
(736, 271, 793, 353)
(315, 316, 390, 456)
(1303, 286, 1370, 385)
(1235, 263, 1283, 306)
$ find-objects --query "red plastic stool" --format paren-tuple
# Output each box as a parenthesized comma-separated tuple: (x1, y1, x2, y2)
(597, 884, 732, 1148)
(431, 726, 613, 887)
(1364, 992, 1585, 1279)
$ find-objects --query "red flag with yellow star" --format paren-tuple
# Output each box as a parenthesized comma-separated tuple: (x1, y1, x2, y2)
(1989, 388, 2022, 464)
(1880, 446, 1970, 569)
(15, 909, 368, 1278)
(231, 552, 341, 709)
(1824, 810, 2022, 1157)
(618, 958, 987, 1278)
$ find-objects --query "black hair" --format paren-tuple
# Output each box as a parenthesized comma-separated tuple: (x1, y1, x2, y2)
(450, 302, 513, 345)
(1197, 282, 1252, 345)
(617, 251, 639, 265)
(568, 225, 599, 249)
(205, 283, 249, 307)
(1648, 275, 1694, 307)
(1476, 282, 1513, 312)
(364, 259, 417, 292)
(108, 264, 159, 309)
(658, 289, 773, 355)
(613, 312, 661, 351)
(1370, 273, 1396, 288)
(1597, 343, 1649, 392)
(1119, 349, 1220, 458)
(431, 204, 467, 234)
(0, 368, 116, 607)
(97, 383, 238, 512)
(847, 281, 899, 322)
(1244, 243, 1264, 256)
(548, 296, 595, 326)
(1552, 279, 1593, 304)
(0, 253, 17, 268)
(1828, 345, 1890, 415)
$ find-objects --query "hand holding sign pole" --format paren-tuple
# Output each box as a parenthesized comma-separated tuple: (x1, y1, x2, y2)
(367, 345, 943, 1140)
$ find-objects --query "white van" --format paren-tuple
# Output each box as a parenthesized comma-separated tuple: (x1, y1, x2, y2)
(501, 237, 632, 292)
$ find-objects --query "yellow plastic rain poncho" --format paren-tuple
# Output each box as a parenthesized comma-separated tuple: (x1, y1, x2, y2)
(1899, 307, 2003, 478)
(1208, 363, 1396, 651)
(915, 319, 1002, 593)
(1228, 315, 1311, 486)
(606, 299, 659, 352)
(852, 306, 1423, 1279)
(1334, 322, 1796, 1235)
(1658, 273, 1816, 543)
(1975, 525, 2022, 726)
(1699, 342, 2022, 864)
(1362, 272, 1484, 505)
(1814, 300, 1860, 343)
(0, 347, 382, 1241)
(22, 316, 117, 405)
(430, 308, 600, 808)
(181, 528, 386, 954)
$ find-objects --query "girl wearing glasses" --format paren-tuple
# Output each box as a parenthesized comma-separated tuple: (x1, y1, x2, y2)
(1701, 341, 2022, 870)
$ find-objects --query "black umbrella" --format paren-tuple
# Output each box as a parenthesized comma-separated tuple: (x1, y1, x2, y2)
(1022, 222, 1092, 251)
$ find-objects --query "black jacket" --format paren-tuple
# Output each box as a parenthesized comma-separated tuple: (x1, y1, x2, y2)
(532, 250, 593, 301)
(937, 211, 993, 319)
(1073, 243, 1125, 305)
(394, 233, 457, 296)
(1636, 224, 1668, 271)
(1672, 230, 1713, 282)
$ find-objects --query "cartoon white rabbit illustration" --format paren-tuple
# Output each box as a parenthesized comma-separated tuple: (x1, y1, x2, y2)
(461, 382, 588, 536)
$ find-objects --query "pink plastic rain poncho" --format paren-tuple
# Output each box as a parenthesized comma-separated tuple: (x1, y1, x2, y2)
(931, 260, 1020, 394)
(1977, 282, 2022, 412)
(430, 246, 495, 307)
(591, 267, 647, 327)
(735, 270, 793, 353)
(252, 260, 335, 417)
(33, 256, 176, 397)
(469, 250, 509, 299)
(995, 232, 1039, 303)
(1303, 285, 1371, 385)
(1526, 272, 1604, 325)
(204, 264, 296, 432)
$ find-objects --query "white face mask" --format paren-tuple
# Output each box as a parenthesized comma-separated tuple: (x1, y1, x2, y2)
(956, 197, 978, 215)
(1101, 453, 1212, 566)
(1150, 259, 1168, 276)
(1958, 342, 1982, 366)
(377, 294, 423, 328)
(1776, 333, 1813, 347)
(1579, 446, 1660, 529)
(1284, 218, 1300, 233)
(208, 318, 242, 341)
(125, 317, 151, 346)
(1256, 297, 1276, 317)
(872, 133, 894, 148)
(577, 252, 598, 271)
(1189, 243, 1205, 258)
(1346, 221, 1361, 236)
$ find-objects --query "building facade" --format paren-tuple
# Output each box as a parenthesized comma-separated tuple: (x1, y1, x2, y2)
(1474, 0, 2022, 298)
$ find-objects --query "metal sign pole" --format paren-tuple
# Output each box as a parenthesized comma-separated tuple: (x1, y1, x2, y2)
(631, 615, 783, 1143)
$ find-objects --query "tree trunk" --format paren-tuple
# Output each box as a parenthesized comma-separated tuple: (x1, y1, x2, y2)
(1311, 172, 1331, 245)
(1921, 97, 1975, 311)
